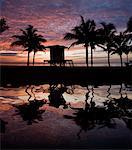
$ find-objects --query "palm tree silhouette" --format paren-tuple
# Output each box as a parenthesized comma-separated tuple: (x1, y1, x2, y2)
(97, 22, 116, 67)
(123, 44, 132, 64)
(126, 17, 132, 33)
(111, 32, 127, 67)
(0, 18, 9, 33)
(124, 17, 132, 64)
(64, 16, 97, 67)
(11, 25, 46, 66)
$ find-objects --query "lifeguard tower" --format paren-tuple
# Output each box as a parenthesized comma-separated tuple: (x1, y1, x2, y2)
(44, 45, 74, 67)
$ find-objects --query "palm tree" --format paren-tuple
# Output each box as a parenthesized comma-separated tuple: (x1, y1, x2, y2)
(122, 34, 132, 64)
(0, 18, 9, 33)
(64, 16, 97, 67)
(124, 17, 132, 63)
(123, 45, 132, 64)
(97, 22, 116, 67)
(87, 20, 97, 67)
(126, 17, 132, 32)
(111, 32, 127, 67)
(11, 25, 46, 66)
(32, 34, 46, 65)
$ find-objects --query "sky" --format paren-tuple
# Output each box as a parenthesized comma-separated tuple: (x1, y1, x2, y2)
(0, 0, 132, 65)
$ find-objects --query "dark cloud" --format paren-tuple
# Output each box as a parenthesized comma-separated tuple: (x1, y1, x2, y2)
(0, 0, 132, 49)
(0, 52, 17, 56)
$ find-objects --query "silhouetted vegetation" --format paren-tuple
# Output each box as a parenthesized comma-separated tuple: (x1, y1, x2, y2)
(0, 18, 9, 34)
(64, 16, 97, 67)
(64, 16, 132, 67)
(11, 25, 47, 66)
(97, 22, 116, 67)
(126, 17, 132, 32)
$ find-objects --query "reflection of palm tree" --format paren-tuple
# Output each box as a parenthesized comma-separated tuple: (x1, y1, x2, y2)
(64, 99, 117, 139)
(0, 18, 9, 33)
(113, 94, 132, 129)
(64, 86, 118, 139)
(25, 85, 36, 101)
(14, 99, 45, 125)
(11, 25, 46, 66)
(64, 16, 97, 67)
(97, 22, 116, 67)
(25, 85, 32, 101)
(13, 86, 46, 125)
(107, 85, 112, 99)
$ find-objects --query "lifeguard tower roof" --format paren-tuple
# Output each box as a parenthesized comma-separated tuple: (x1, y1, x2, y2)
(45, 45, 67, 49)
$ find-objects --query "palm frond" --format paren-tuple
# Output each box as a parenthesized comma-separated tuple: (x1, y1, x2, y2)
(68, 41, 81, 49)
(64, 33, 76, 40)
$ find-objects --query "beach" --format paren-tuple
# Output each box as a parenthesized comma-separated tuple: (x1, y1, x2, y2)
(1, 66, 132, 87)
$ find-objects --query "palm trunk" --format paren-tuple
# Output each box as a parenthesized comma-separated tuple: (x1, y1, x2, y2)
(120, 55, 123, 67)
(108, 51, 110, 67)
(27, 51, 30, 66)
(33, 51, 35, 66)
(91, 47, 93, 67)
(86, 45, 88, 67)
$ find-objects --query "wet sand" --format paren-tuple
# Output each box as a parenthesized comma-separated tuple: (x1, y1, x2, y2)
(1, 105, 132, 149)
(0, 84, 132, 149)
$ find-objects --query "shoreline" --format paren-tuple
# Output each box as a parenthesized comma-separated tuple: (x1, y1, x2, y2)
(0, 66, 132, 87)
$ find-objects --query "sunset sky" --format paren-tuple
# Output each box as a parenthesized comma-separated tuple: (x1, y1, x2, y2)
(0, 0, 132, 65)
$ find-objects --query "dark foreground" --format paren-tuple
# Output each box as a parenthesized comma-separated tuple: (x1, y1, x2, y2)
(0, 83, 132, 149)
(1, 66, 132, 87)
(0, 67, 132, 149)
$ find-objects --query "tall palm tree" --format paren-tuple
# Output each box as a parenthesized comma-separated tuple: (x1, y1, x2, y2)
(124, 17, 132, 63)
(0, 18, 9, 33)
(11, 25, 46, 66)
(123, 45, 132, 63)
(111, 32, 127, 67)
(64, 16, 97, 67)
(122, 34, 132, 64)
(97, 22, 116, 67)
(126, 17, 132, 33)
(32, 34, 46, 65)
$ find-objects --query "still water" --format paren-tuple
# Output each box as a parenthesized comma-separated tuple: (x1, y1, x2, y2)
(0, 83, 132, 149)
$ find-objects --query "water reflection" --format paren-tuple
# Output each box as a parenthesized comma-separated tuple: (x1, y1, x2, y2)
(13, 86, 46, 125)
(12, 84, 73, 125)
(14, 100, 46, 125)
(48, 84, 68, 108)
(1, 83, 132, 135)
(64, 84, 132, 138)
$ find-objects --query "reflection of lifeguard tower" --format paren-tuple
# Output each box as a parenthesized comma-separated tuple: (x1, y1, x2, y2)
(44, 45, 74, 66)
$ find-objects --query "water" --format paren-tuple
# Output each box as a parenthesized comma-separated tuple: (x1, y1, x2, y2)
(0, 83, 132, 149)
